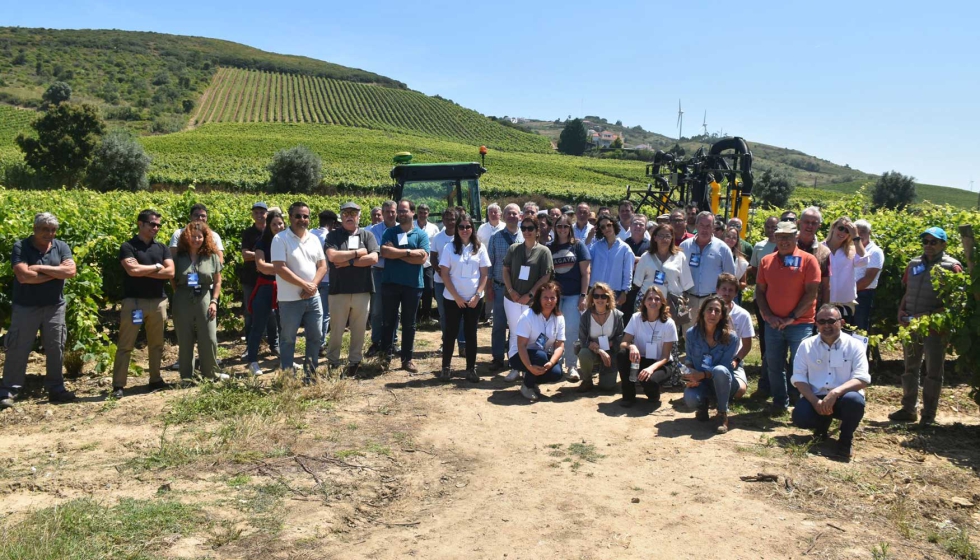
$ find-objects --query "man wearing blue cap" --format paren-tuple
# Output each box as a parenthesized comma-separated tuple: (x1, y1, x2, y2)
(889, 226, 963, 425)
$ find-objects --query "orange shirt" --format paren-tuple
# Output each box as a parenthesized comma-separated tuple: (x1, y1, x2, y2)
(756, 247, 821, 324)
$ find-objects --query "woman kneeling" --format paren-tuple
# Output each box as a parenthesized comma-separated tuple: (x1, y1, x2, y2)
(617, 286, 677, 408)
(683, 296, 742, 434)
(576, 282, 625, 392)
(509, 282, 565, 403)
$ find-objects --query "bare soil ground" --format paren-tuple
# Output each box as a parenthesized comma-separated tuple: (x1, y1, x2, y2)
(2, 322, 980, 559)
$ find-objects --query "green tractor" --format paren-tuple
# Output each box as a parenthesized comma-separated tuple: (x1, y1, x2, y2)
(391, 149, 487, 226)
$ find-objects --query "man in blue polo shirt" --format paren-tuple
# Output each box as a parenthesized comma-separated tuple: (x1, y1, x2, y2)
(680, 211, 735, 327)
(1, 213, 78, 409)
(379, 199, 430, 373)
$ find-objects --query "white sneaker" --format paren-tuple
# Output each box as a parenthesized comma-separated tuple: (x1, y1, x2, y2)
(248, 362, 263, 376)
(520, 384, 538, 402)
(567, 368, 580, 382)
(240, 350, 248, 361)
(505, 369, 520, 382)
(216, 373, 230, 381)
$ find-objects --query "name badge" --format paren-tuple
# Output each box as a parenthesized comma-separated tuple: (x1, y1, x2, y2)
(397, 233, 408, 246)
(689, 254, 701, 268)
(830, 349, 845, 368)
(535, 332, 549, 349)
(654, 270, 666, 285)
(598, 335, 610, 351)
(783, 255, 801, 268)
(645, 343, 658, 360)
(348, 236, 360, 250)
(131, 309, 144, 325)
(518, 265, 531, 281)
(187, 272, 200, 287)
(912, 263, 925, 276)
(701, 354, 713, 370)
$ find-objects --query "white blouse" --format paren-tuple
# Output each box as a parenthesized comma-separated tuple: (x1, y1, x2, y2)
(632, 251, 694, 297)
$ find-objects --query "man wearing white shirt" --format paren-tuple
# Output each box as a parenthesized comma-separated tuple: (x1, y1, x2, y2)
(477, 203, 504, 247)
(573, 202, 594, 243)
(853, 219, 884, 333)
(415, 203, 440, 323)
(791, 305, 870, 461)
(271, 202, 327, 378)
(169, 203, 224, 262)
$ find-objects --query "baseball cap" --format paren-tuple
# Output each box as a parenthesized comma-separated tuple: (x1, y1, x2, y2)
(252, 201, 268, 210)
(775, 221, 798, 235)
(920, 226, 947, 242)
(339, 202, 362, 212)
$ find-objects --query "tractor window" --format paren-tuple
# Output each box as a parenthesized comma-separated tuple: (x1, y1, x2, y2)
(401, 179, 483, 226)
(458, 179, 483, 225)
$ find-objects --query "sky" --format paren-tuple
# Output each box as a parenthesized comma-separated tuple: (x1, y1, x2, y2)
(6, 0, 979, 189)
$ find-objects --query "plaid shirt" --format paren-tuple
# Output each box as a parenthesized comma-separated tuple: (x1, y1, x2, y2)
(487, 227, 522, 283)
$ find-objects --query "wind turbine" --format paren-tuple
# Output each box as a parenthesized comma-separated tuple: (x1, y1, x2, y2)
(676, 100, 684, 140)
(701, 111, 708, 137)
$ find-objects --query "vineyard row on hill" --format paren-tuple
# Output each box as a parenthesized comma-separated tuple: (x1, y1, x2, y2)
(191, 68, 553, 153)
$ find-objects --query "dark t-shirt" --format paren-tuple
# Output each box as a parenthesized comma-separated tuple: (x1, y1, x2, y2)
(119, 236, 172, 299)
(12, 237, 73, 307)
(241, 225, 263, 285)
(625, 236, 650, 257)
(326, 228, 379, 294)
(551, 241, 590, 298)
(255, 236, 276, 281)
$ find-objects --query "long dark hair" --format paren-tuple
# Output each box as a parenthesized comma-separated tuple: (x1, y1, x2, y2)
(452, 212, 480, 254)
(696, 295, 733, 344)
(261, 210, 285, 246)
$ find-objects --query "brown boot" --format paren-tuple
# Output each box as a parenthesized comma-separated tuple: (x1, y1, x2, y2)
(715, 412, 729, 434)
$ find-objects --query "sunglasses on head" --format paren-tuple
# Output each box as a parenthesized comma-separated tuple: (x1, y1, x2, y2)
(922, 238, 941, 246)
(816, 318, 840, 325)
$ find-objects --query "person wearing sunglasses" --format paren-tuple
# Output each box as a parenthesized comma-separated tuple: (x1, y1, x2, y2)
(791, 305, 870, 461)
(575, 282, 625, 392)
(589, 216, 633, 310)
(551, 214, 592, 381)
(1, 212, 78, 410)
(669, 209, 694, 247)
(618, 286, 677, 408)
(502, 217, 554, 382)
(823, 216, 867, 322)
(890, 227, 964, 425)
(438, 213, 490, 383)
(755, 220, 821, 416)
(111, 209, 175, 399)
(682, 295, 740, 433)
(272, 201, 328, 381)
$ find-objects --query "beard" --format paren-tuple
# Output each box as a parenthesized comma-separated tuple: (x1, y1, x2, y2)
(396, 214, 412, 226)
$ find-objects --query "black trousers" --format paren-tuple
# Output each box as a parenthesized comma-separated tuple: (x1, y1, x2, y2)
(616, 349, 663, 402)
(442, 296, 484, 370)
(419, 266, 435, 321)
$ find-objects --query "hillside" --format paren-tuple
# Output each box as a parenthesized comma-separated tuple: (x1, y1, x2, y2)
(0, 27, 405, 131)
(521, 118, 877, 188)
(191, 67, 552, 152)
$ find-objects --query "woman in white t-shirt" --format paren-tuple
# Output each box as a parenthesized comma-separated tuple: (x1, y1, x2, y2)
(823, 216, 867, 320)
(723, 228, 749, 303)
(618, 286, 677, 407)
(439, 213, 491, 383)
(510, 282, 566, 403)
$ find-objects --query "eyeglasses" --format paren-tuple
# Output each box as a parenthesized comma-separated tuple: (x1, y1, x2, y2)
(520, 225, 537, 232)
(457, 224, 473, 230)
(600, 223, 614, 230)
(341, 210, 359, 217)
(293, 214, 310, 220)
(592, 293, 609, 300)
(837, 226, 850, 233)
(815, 318, 840, 325)
(555, 224, 570, 229)
(655, 234, 672, 240)
(922, 238, 941, 246)
(781, 217, 797, 222)
(144, 221, 162, 229)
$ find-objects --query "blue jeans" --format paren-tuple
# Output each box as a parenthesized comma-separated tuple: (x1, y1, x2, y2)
(246, 284, 280, 364)
(317, 284, 331, 348)
(764, 323, 811, 408)
(853, 289, 875, 333)
(792, 391, 866, 446)
(278, 296, 323, 374)
(683, 365, 739, 413)
(509, 348, 563, 389)
(382, 283, 422, 361)
(434, 283, 464, 346)
(243, 282, 278, 350)
(559, 296, 582, 370)
(491, 282, 508, 362)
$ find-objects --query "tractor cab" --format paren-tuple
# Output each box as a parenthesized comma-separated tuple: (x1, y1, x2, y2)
(391, 152, 487, 227)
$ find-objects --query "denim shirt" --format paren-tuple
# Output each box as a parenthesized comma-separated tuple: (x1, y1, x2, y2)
(684, 325, 739, 373)
(588, 237, 634, 292)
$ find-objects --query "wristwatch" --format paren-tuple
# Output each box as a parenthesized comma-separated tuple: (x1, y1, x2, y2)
(154, 263, 162, 272)
(580, 293, 587, 297)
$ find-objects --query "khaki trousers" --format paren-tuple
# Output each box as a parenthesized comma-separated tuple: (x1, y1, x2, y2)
(327, 292, 372, 366)
(112, 297, 168, 388)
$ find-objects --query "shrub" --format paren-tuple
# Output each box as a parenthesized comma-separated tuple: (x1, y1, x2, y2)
(872, 170, 917, 211)
(41, 81, 72, 106)
(85, 131, 151, 192)
(267, 145, 323, 194)
(15, 102, 105, 187)
(752, 168, 794, 208)
(557, 119, 588, 156)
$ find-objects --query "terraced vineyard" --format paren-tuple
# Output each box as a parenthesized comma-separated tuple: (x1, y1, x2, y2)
(191, 68, 552, 153)
(0, 105, 35, 167)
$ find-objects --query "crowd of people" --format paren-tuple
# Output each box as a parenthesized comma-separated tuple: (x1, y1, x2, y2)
(0, 199, 965, 461)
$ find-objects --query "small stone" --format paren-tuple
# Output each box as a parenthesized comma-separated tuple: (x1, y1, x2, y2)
(949, 497, 974, 508)
(631, 497, 640, 503)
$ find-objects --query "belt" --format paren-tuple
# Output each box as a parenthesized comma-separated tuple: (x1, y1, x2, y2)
(685, 291, 712, 298)
(493, 280, 506, 286)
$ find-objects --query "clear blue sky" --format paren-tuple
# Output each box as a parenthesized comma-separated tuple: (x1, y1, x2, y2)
(7, 0, 978, 190)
